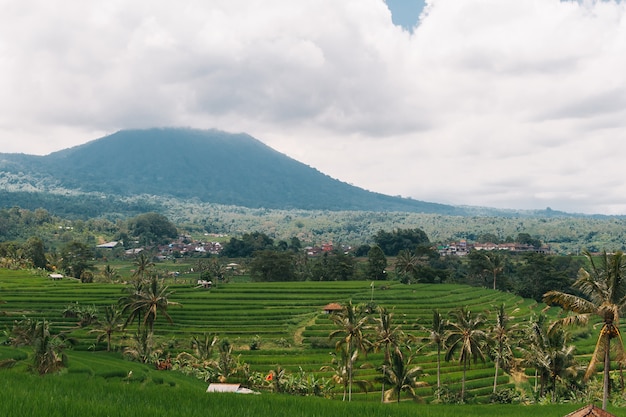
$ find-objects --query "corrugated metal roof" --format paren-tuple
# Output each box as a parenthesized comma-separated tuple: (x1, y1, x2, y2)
(564, 404, 616, 417)
(206, 383, 257, 394)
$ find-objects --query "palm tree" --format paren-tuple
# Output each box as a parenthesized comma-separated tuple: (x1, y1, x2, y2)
(122, 276, 179, 337)
(101, 264, 120, 282)
(444, 307, 489, 400)
(372, 307, 404, 402)
(207, 258, 227, 288)
(394, 249, 419, 283)
(519, 314, 550, 396)
(542, 326, 578, 403)
(32, 319, 72, 375)
(132, 252, 154, 283)
(329, 301, 370, 401)
(321, 346, 351, 401)
(490, 304, 518, 394)
(419, 309, 446, 399)
(372, 307, 403, 364)
(543, 250, 626, 410)
(321, 346, 372, 401)
(89, 305, 123, 351)
(381, 348, 427, 403)
(484, 252, 504, 291)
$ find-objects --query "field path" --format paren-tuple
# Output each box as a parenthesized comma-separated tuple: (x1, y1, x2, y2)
(293, 314, 319, 346)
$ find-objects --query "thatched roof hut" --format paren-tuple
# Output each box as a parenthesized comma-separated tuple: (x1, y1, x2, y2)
(322, 302, 343, 314)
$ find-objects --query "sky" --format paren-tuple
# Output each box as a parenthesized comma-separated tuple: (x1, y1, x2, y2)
(1, 0, 626, 215)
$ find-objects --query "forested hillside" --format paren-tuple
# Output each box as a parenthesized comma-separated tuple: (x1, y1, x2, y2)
(2, 202, 626, 255)
(0, 128, 462, 214)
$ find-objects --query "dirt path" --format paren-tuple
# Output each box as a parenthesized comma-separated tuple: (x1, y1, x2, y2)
(293, 314, 318, 346)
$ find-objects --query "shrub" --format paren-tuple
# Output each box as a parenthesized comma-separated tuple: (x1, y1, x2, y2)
(490, 387, 520, 404)
(308, 338, 334, 349)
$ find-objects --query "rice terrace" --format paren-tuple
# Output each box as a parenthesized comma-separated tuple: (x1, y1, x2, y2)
(2, 265, 626, 417)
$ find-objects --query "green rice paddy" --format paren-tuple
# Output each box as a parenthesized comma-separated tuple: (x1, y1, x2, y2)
(0, 268, 619, 416)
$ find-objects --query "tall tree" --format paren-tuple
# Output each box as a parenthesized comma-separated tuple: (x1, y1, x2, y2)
(128, 212, 178, 246)
(249, 250, 296, 282)
(542, 326, 578, 403)
(394, 249, 419, 284)
(24, 237, 47, 269)
(490, 304, 517, 394)
(101, 264, 120, 282)
(60, 241, 95, 280)
(373, 228, 430, 256)
(132, 252, 154, 282)
(381, 348, 427, 403)
(89, 305, 123, 352)
(543, 250, 626, 410)
(367, 245, 388, 281)
(329, 301, 370, 401)
(122, 276, 179, 337)
(484, 252, 504, 291)
(372, 307, 404, 402)
(420, 310, 446, 398)
(444, 307, 489, 400)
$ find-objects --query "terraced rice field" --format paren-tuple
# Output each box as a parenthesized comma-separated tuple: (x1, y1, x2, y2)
(0, 269, 596, 403)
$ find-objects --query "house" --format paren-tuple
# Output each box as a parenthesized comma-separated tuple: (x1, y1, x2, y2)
(563, 404, 616, 417)
(322, 303, 343, 314)
(197, 279, 212, 289)
(206, 383, 258, 394)
(48, 273, 63, 280)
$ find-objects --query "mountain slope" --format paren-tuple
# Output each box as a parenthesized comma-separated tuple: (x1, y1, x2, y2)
(0, 128, 462, 214)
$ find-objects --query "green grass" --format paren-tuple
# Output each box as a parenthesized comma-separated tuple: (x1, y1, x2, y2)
(0, 268, 609, 409)
(1, 353, 624, 417)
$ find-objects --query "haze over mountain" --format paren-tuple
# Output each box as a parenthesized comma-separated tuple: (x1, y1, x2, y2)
(0, 128, 470, 215)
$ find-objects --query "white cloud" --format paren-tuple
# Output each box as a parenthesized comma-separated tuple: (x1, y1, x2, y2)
(0, 0, 625, 214)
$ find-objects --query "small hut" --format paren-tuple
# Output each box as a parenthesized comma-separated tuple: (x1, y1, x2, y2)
(206, 383, 257, 394)
(564, 404, 616, 417)
(322, 303, 343, 314)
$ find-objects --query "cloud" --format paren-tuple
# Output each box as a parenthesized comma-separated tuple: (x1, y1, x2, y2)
(0, 0, 625, 214)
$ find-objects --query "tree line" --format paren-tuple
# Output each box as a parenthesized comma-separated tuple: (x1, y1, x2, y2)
(219, 229, 582, 303)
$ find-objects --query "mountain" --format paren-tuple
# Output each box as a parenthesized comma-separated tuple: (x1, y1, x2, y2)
(0, 128, 465, 214)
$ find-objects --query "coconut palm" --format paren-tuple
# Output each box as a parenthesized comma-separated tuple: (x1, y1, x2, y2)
(519, 314, 550, 396)
(122, 276, 179, 338)
(372, 307, 403, 364)
(371, 306, 404, 402)
(541, 326, 578, 403)
(419, 309, 446, 398)
(394, 249, 419, 283)
(101, 264, 120, 282)
(207, 258, 227, 288)
(132, 252, 154, 282)
(321, 346, 351, 401)
(89, 305, 123, 351)
(490, 304, 518, 394)
(543, 249, 626, 410)
(329, 301, 370, 401)
(484, 252, 504, 291)
(444, 307, 489, 400)
(381, 347, 427, 403)
(321, 346, 371, 401)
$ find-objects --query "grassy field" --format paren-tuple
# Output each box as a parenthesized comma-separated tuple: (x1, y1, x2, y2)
(1, 349, 624, 417)
(0, 267, 615, 413)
